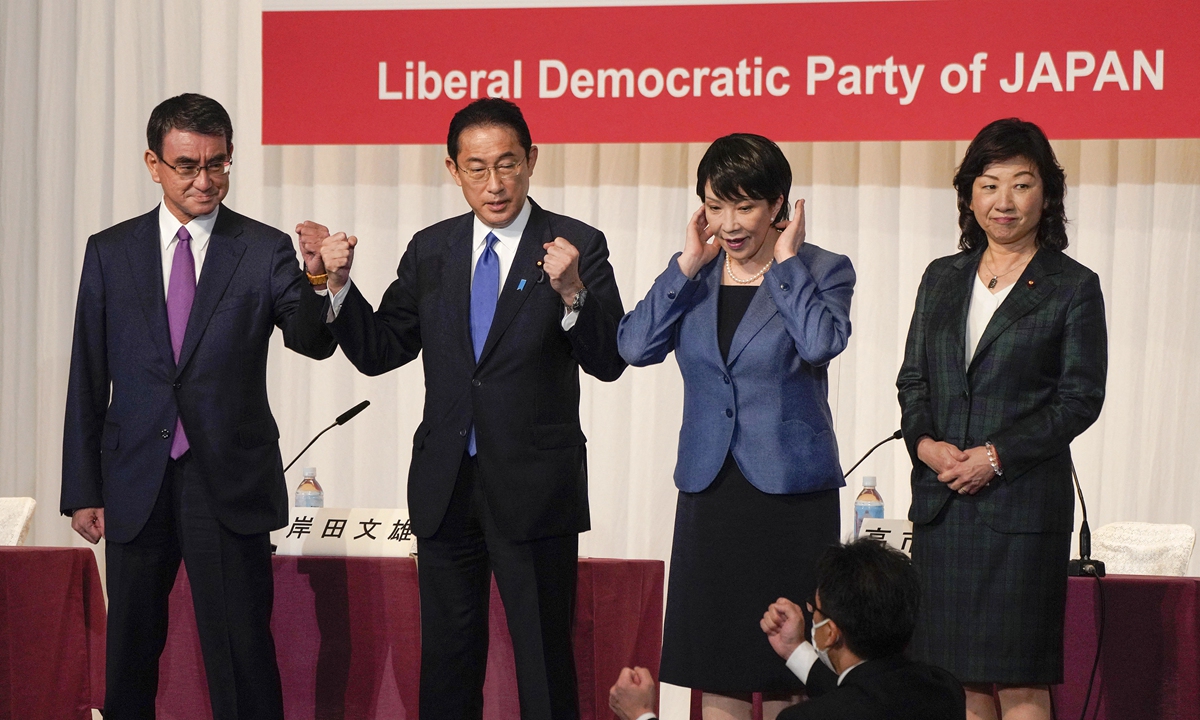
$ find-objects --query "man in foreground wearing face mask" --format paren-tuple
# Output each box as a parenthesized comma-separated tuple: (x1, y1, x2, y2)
(609, 539, 965, 720)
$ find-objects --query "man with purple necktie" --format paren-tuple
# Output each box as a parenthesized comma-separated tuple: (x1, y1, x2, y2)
(60, 94, 336, 719)
(296, 98, 626, 720)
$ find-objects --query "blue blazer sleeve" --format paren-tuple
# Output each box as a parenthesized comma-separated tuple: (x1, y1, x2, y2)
(763, 248, 855, 367)
(617, 253, 705, 366)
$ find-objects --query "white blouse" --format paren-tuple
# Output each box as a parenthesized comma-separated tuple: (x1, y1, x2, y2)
(966, 273, 1015, 364)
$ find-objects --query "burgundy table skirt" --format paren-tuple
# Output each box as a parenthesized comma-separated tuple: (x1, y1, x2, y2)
(1055, 574, 1200, 720)
(686, 574, 1200, 720)
(157, 556, 664, 720)
(0, 547, 106, 720)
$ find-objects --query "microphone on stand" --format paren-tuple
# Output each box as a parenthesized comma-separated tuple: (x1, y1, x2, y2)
(283, 400, 371, 473)
(1067, 461, 1105, 577)
(843, 429, 904, 479)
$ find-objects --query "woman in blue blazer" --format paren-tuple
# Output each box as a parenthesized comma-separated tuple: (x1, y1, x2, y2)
(619, 135, 855, 718)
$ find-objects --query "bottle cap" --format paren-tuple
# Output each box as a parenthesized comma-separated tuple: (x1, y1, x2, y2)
(863, 475, 877, 487)
(303, 467, 316, 478)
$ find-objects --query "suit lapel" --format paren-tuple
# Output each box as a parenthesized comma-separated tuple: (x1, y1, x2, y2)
(725, 255, 779, 365)
(176, 207, 246, 373)
(930, 249, 979, 390)
(697, 258, 724, 367)
(445, 214, 475, 362)
(969, 249, 1061, 369)
(476, 203, 546, 367)
(126, 209, 175, 369)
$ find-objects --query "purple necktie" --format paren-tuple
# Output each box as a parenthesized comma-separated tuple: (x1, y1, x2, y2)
(167, 226, 195, 458)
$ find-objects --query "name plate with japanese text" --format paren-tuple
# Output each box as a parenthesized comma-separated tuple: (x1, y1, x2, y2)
(859, 519, 914, 556)
(271, 507, 416, 557)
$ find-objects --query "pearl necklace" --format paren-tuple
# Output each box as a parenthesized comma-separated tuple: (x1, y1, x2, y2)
(726, 254, 773, 284)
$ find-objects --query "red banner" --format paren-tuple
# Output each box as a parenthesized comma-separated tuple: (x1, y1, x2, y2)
(262, 1, 1199, 144)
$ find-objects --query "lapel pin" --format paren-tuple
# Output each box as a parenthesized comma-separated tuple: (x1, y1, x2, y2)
(1027, 280, 1035, 287)
(517, 278, 527, 291)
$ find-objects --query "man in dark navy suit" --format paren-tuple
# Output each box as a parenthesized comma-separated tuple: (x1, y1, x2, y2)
(298, 98, 626, 720)
(60, 93, 336, 719)
(610, 539, 966, 720)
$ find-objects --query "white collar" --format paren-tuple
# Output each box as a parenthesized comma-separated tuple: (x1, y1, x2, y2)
(837, 659, 867, 685)
(158, 199, 218, 252)
(473, 198, 532, 252)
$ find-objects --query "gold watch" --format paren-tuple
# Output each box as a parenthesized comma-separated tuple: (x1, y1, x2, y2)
(306, 271, 329, 286)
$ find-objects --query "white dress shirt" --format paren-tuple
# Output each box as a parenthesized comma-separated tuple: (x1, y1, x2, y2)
(158, 200, 218, 296)
(785, 641, 865, 686)
(966, 273, 1015, 363)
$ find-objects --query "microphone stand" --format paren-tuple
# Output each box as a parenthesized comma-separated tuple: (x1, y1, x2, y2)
(1067, 461, 1105, 577)
(283, 400, 371, 473)
(843, 430, 904, 479)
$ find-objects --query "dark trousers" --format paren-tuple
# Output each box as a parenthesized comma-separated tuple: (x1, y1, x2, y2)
(417, 453, 580, 720)
(103, 452, 283, 720)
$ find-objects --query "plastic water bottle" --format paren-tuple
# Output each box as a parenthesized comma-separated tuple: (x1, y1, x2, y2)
(853, 476, 884, 538)
(295, 467, 324, 508)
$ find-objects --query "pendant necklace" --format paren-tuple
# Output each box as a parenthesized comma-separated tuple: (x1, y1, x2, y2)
(982, 250, 1033, 289)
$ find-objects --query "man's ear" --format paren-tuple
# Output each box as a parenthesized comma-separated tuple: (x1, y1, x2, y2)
(145, 149, 163, 185)
(825, 618, 844, 648)
(445, 156, 464, 187)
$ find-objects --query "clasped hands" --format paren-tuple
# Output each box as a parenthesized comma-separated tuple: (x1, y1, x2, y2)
(917, 437, 996, 495)
(296, 221, 585, 305)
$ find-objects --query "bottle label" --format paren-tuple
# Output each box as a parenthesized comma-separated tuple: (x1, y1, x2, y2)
(854, 503, 884, 538)
(295, 492, 324, 508)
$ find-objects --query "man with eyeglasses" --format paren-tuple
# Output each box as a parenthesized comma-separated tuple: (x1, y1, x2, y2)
(610, 539, 965, 720)
(61, 93, 336, 719)
(296, 97, 626, 720)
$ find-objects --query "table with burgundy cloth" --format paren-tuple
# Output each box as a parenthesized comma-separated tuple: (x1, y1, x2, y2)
(686, 574, 1200, 720)
(0, 547, 106, 720)
(1054, 574, 1200, 720)
(156, 555, 664, 720)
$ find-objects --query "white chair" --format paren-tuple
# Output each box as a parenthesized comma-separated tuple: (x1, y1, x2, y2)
(1091, 521, 1196, 576)
(0, 497, 36, 546)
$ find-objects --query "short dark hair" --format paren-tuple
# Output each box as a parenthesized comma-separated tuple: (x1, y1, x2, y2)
(815, 539, 920, 661)
(696, 134, 791, 225)
(146, 93, 233, 160)
(447, 98, 533, 162)
(954, 118, 1068, 252)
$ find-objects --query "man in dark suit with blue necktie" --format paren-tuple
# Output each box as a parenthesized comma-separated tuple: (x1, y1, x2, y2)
(299, 98, 626, 719)
(60, 93, 336, 719)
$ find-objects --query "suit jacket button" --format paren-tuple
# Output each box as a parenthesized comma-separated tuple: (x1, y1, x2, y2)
(173, 382, 182, 390)
(161, 429, 171, 439)
(725, 408, 733, 418)
(965, 436, 975, 446)
(780, 282, 790, 291)
(667, 291, 676, 299)
(722, 375, 730, 384)
(459, 429, 468, 437)
(472, 379, 481, 387)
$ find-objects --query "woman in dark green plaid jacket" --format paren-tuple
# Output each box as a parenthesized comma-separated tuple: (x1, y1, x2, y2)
(897, 119, 1107, 720)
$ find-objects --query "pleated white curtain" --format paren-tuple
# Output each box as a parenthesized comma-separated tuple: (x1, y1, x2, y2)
(3, 2, 1199, 717)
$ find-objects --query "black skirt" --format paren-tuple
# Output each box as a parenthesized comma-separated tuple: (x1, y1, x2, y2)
(909, 496, 1071, 685)
(659, 453, 841, 693)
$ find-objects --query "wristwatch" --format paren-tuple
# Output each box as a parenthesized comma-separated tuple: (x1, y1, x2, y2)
(306, 271, 329, 286)
(568, 286, 588, 312)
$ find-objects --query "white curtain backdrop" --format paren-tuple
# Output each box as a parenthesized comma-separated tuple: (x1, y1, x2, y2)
(2, 2, 1199, 717)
